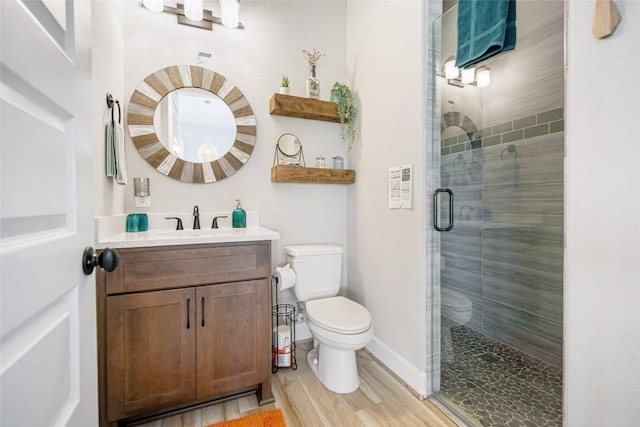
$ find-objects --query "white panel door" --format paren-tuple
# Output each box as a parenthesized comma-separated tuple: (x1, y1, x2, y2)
(0, 0, 96, 425)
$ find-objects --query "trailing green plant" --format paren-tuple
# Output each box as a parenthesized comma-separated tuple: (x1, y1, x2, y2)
(281, 74, 289, 88)
(331, 82, 356, 148)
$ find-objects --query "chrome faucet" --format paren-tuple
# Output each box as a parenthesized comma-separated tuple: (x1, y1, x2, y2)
(192, 205, 200, 229)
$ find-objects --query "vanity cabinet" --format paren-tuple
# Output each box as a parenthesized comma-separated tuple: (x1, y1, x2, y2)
(96, 242, 272, 426)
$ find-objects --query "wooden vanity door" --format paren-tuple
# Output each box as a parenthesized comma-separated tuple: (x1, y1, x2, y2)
(106, 288, 196, 421)
(196, 279, 270, 400)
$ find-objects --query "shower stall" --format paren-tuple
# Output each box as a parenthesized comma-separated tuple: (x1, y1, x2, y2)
(431, 2, 564, 425)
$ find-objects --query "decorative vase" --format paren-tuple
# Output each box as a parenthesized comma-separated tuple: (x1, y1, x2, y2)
(306, 65, 320, 99)
(279, 87, 290, 95)
(330, 89, 339, 103)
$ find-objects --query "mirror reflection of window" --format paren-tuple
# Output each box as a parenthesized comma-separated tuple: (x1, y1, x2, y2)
(154, 88, 237, 163)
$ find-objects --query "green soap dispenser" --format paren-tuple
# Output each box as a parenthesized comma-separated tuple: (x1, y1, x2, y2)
(232, 199, 246, 228)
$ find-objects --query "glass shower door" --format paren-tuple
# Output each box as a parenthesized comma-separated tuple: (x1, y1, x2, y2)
(431, 2, 565, 426)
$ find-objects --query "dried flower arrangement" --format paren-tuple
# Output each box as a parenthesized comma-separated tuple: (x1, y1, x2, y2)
(301, 48, 324, 66)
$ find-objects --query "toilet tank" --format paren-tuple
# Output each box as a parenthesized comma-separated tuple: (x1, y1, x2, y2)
(284, 244, 343, 301)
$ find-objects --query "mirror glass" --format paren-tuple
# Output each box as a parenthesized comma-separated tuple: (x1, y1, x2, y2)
(154, 88, 236, 163)
(274, 133, 304, 166)
(442, 125, 471, 143)
(277, 133, 301, 156)
(127, 65, 256, 183)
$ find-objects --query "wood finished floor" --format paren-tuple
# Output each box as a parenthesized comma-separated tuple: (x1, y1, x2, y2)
(134, 340, 459, 427)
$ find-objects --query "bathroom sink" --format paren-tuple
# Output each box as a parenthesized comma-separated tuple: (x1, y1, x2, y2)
(95, 226, 280, 249)
(155, 228, 234, 238)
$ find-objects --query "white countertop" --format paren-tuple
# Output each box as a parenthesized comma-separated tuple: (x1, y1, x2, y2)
(95, 227, 280, 249)
(95, 212, 280, 249)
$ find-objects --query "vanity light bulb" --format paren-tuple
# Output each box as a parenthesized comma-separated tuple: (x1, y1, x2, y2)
(461, 67, 475, 84)
(477, 68, 491, 88)
(444, 60, 459, 80)
(184, 0, 203, 21)
(142, 0, 164, 12)
(220, 0, 240, 28)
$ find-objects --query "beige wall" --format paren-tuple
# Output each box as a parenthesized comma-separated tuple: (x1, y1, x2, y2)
(565, 0, 640, 425)
(92, 0, 125, 216)
(95, 1, 351, 290)
(346, 1, 429, 393)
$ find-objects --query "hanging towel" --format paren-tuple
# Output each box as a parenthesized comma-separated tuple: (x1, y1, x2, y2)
(455, 0, 516, 69)
(105, 121, 117, 177)
(114, 120, 128, 185)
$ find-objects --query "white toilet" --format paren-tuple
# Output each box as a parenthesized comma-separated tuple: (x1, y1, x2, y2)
(285, 244, 373, 394)
(441, 288, 473, 325)
(440, 288, 473, 363)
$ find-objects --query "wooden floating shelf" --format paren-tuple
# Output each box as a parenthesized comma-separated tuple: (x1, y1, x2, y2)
(269, 93, 340, 123)
(271, 166, 355, 184)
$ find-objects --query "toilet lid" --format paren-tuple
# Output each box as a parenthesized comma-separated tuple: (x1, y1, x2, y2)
(306, 296, 371, 334)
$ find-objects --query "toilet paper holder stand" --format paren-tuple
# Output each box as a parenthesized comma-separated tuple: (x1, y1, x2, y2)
(271, 303, 297, 372)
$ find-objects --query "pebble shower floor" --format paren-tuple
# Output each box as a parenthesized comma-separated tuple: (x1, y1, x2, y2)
(440, 323, 562, 427)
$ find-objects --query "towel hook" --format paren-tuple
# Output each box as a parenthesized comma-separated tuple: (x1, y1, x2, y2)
(500, 144, 518, 161)
(106, 93, 114, 109)
(106, 93, 122, 124)
(114, 100, 121, 124)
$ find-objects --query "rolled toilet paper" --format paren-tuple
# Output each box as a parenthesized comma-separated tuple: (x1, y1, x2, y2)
(274, 264, 296, 291)
(273, 325, 291, 349)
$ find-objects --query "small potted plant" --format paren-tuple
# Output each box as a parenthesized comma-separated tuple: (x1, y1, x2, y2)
(279, 74, 290, 95)
(331, 82, 356, 148)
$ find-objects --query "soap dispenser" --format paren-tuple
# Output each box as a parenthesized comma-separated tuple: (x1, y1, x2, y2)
(232, 199, 246, 228)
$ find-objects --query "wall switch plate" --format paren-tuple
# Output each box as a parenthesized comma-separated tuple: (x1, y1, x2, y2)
(135, 196, 151, 208)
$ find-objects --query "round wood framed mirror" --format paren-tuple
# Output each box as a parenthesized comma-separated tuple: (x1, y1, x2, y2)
(127, 65, 256, 183)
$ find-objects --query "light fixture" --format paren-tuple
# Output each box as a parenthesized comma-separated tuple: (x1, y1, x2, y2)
(444, 58, 459, 80)
(476, 67, 491, 88)
(461, 67, 475, 84)
(439, 55, 491, 88)
(142, 0, 243, 30)
(220, 0, 240, 28)
(142, 0, 163, 13)
(184, 0, 203, 22)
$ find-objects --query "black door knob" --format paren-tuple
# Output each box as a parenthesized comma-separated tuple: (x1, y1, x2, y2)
(82, 247, 119, 275)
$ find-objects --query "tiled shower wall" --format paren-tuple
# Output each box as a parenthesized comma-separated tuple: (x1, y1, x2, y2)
(439, 1, 564, 368)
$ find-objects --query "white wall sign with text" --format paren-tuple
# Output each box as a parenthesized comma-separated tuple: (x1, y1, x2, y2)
(388, 164, 413, 209)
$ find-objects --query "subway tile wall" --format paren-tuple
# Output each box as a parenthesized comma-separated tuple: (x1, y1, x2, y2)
(441, 107, 564, 156)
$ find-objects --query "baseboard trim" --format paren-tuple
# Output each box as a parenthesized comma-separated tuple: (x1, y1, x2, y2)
(366, 336, 428, 398)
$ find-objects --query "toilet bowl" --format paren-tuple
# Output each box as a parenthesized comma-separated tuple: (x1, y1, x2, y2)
(305, 296, 373, 393)
(284, 244, 373, 394)
(441, 288, 473, 363)
(441, 288, 473, 325)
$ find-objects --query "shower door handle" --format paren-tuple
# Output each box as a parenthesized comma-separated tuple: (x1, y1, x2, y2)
(433, 188, 454, 231)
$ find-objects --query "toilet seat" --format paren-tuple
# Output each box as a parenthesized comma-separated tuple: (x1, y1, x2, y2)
(306, 296, 371, 334)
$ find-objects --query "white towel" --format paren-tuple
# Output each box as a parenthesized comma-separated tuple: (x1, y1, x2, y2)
(114, 122, 127, 185)
(105, 122, 117, 177)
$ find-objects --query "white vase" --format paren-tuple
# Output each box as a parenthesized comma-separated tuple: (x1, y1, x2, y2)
(279, 87, 290, 95)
